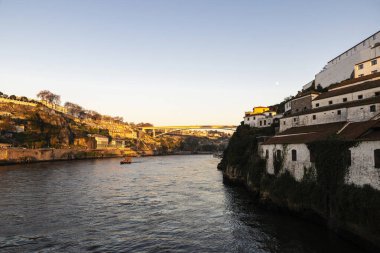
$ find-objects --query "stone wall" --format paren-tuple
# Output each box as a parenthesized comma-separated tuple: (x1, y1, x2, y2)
(291, 95, 312, 114)
(259, 143, 311, 181)
(0, 98, 37, 107)
(347, 141, 380, 190)
(0, 148, 133, 165)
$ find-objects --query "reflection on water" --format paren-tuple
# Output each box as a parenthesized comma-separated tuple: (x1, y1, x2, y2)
(0, 155, 364, 252)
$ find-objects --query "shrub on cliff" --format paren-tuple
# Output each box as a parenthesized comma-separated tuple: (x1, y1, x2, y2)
(218, 124, 274, 174)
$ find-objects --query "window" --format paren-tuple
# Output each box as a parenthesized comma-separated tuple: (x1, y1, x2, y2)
(372, 59, 378, 65)
(253, 117, 255, 120)
(358, 64, 364, 70)
(370, 105, 376, 112)
(375, 92, 380, 97)
(346, 150, 352, 166)
(358, 95, 363, 100)
(329, 100, 333, 105)
(359, 74, 364, 77)
(260, 121, 262, 126)
(337, 110, 341, 115)
(264, 120, 266, 125)
(316, 103, 319, 107)
(283, 121, 286, 125)
(312, 115, 316, 120)
(276, 150, 282, 160)
(265, 150, 269, 159)
(310, 150, 315, 162)
(293, 118, 297, 122)
(372, 70, 378, 74)
(343, 97, 348, 102)
(375, 149, 380, 168)
(292, 149, 297, 161)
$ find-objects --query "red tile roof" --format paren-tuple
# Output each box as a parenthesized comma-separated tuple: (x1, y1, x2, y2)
(328, 72, 380, 90)
(262, 122, 346, 145)
(263, 119, 380, 145)
(314, 79, 380, 101)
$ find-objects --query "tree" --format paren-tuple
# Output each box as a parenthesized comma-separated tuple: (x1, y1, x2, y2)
(113, 116, 123, 122)
(9, 95, 16, 100)
(37, 90, 61, 105)
(20, 96, 28, 102)
(64, 102, 83, 116)
(136, 122, 153, 127)
(86, 110, 101, 121)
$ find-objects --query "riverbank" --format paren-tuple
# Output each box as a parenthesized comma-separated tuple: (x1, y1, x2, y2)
(219, 125, 380, 253)
(0, 148, 219, 166)
(0, 148, 151, 166)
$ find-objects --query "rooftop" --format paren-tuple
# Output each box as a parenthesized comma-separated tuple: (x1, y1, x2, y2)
(328, 72, 380, 90)
(262, 122, 346, 145)
(314, 78, 380, 101)
(262, 119, 380, 145)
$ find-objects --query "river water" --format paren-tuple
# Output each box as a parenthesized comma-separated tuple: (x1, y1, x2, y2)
(0, 155, 364, 252)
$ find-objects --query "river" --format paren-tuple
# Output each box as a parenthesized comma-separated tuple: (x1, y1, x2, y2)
(0, 155, 364, 252)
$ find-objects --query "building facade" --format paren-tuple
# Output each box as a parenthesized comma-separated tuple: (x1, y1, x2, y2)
(355, 56, 380, 78)
(243, 106, 279, 128)
(314, 31, 380, 88)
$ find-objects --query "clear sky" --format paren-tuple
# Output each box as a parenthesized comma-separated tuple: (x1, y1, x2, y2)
(0, 0, 379, 125)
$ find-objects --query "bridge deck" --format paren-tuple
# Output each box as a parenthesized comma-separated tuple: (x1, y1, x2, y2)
(138, 125, 237, 130)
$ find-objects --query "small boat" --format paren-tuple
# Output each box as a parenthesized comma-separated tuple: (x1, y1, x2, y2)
(120, 157, 132, 164)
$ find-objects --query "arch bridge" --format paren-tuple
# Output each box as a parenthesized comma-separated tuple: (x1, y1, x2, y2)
(138, 125, 237, 138)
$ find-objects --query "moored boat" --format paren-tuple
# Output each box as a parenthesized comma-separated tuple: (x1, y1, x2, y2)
(120, 157, 132, 164)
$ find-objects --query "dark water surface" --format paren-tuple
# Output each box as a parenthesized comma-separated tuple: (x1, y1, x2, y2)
(0, 155, 364, 252)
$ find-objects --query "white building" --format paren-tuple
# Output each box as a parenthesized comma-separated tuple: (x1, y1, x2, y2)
(280, 78, 380, 132)
(314, 31, 380, 89)
(243, 106, 280, 128)
(260, 120, 380, 190)
(355, 56, 380, 78)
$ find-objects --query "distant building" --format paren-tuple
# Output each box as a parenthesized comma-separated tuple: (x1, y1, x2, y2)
(355, 56, 380, 78)
(110, 138, 128, 148)
(314, 31, 380, 88)
(88, 134, 109, 149)
(14, 125, 25, 133)
(243, 106, 279, 128)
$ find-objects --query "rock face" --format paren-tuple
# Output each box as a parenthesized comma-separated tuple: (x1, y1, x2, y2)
(220, 125, 380, 252)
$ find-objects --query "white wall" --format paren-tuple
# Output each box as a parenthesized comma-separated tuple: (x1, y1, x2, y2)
(279, 102, 380, 132)
(260, 143, 312, 181)
(355, 56, 380, 77)
(347, 141, 380, 190)
(311, 86, 380, 109)
(244, 115, 265, 127)
(315, 32, 380, 88)
(260, 141, 380, 190)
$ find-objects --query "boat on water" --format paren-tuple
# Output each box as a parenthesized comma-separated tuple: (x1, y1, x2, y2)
(120, 157, 132, 164)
